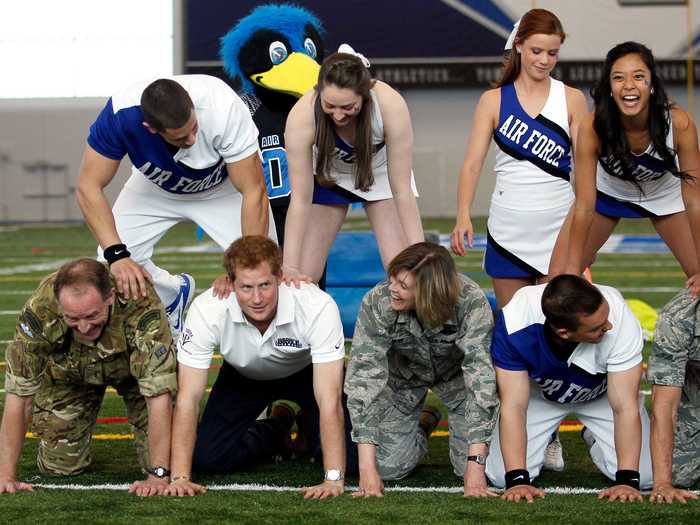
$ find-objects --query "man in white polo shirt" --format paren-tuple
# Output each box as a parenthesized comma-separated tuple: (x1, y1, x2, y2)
(164, 236, 354, 498)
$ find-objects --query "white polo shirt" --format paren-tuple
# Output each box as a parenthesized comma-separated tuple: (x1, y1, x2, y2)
(177, 283, 345, 380)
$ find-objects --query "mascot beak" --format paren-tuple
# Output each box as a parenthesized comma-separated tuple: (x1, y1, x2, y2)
(250, 52, 320, 98)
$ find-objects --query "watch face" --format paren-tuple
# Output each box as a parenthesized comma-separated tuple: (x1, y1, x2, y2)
(325, 469, 342, 481)
(154, 467, 166, 477)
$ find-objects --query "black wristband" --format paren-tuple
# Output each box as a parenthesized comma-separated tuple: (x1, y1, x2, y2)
(505, 469, 531, 489)
(103, 243, 130, 265)
(615, 469, 640, 490)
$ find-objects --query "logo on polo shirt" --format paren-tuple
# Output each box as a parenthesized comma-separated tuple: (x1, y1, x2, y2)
(274, 337, 305, 351)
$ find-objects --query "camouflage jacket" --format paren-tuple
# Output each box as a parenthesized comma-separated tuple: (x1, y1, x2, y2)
(4, 270, 177, 398)
(649, 288, 700, 405)
(345, 274, 498, 445)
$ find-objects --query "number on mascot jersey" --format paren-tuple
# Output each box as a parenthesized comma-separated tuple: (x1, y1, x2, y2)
(261, 147, 290, 199)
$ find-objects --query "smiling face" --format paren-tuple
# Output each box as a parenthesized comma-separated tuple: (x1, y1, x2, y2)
(609, 52, 652, 119)
(388, 270, 417, 312)
(233, 261, 280, 332)
(517, 33, 562, 81)
(319, 83, 363, 128)
(58, 285, 114, 343)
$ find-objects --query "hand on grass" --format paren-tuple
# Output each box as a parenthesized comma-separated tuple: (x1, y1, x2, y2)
(597, 485, 643, 502)
(301, 480, 344, 499)
(353, 469, 384, 498)
(501, 485, 545, 503)
(162, 478, 207, 497)
(649, 483, 698, 504)
(0, 477, 34, 494)
(463, 468, 498, 498)
(128, 476, 169, 497)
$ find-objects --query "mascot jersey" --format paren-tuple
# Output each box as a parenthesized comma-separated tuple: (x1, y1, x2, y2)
(88, 75, 259, 196)
(491, 283, 642, 404)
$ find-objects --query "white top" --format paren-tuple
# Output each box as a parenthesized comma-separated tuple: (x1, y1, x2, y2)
(90, 74, 259, 198)
(177, 283, 345, 380)
(503, 283, 643, 374)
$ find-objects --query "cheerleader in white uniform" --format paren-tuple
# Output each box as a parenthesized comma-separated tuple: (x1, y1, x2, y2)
(283, 47, 423, 284)
(451, 9, 588, 308)
(554, 42, 700, 296)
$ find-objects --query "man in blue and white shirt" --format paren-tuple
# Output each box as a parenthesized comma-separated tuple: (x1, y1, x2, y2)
(486, 275, 652, 502)
(77, 75, 274, 336)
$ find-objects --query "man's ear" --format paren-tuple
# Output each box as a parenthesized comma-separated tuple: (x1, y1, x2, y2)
(142, 121, 158, 135)
(106, 288, 116, 306)
(554, 326, 570, 340)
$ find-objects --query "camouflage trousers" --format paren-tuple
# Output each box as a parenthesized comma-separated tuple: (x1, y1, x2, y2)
(374, 373, 469, 480)
(672, 403, 700, 487)
(32, 375, 149, 476)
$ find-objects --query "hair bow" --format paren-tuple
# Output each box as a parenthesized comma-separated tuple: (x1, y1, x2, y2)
(504, 19, 521, 51)
(338, 43, 371, 68)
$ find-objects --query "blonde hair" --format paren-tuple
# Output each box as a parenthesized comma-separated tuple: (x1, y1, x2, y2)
(387, 242, 460, 328)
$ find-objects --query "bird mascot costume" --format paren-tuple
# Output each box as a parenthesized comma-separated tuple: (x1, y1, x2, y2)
(220, 4, 325, 244)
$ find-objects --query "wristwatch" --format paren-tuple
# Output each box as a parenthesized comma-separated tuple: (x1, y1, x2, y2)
(467, 455, 487, 466)
(146, 466, 171, 478)
(324, 469, 344, 481)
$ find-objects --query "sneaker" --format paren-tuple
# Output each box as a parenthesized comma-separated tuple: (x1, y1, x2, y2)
(543, 431, 565, 472)
(581, 426, 596, 448)
(165, 273, 195, 340)
(418, 405, 443, 439)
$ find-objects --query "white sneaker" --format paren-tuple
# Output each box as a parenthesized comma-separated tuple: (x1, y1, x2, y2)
(165, 273, 195, 341)
(543, 432, 565, 472)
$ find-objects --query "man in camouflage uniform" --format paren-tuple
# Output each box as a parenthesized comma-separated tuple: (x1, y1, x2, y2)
(345, 242, 498, 498)
(648, 288, 700, 503)
(0, 258, 176, 496)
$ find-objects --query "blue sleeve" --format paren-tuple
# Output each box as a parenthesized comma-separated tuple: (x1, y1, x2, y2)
(490, 312, 528, 371)
(87, 98, 127, 160)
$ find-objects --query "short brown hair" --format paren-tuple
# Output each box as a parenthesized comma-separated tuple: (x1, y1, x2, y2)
(387, 242, 460, 328)
(53, 258, 113, 301)
(541, 275, 604, 331)
(224, 236, 282, 281)
(140, 78, 194, 131)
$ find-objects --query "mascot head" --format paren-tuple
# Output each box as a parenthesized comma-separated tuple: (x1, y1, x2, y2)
(220, 3, 325, 98)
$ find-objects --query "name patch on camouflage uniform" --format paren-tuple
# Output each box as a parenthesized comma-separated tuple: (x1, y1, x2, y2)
(154, 345, 168, 359)
(137, 310, 161, 332)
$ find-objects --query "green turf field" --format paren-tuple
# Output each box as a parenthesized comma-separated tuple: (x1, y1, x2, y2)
(0, 218, 698, 524)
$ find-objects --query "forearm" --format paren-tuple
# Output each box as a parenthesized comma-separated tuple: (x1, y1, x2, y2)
(0, 394, 32, 479)
(565, 204, 595, 273)
(393, 192, 424, 245)
(684, 203, 700, 267)
(282, 195, 311, 269)
(499, 406, 527, 471)
(145, 393, 173, 469)
(456, 165, 480, 219)
(650, 408, 676, 485)
(318, 400, 346, 473)
(169, 397, 200, 478)
(76, 182, 121, 248)
(240, 185, 270, 236)
(357, 442, 378, 471)
(614, 407, 642, 471)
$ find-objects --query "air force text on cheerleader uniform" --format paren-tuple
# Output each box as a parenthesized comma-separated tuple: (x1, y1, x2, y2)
(497, 114, 566, 168)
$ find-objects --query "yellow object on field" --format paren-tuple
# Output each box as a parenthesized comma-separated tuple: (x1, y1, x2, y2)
(626, 299, 658, 342)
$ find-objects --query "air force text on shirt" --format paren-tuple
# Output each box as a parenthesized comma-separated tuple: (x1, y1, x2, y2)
(497, 114, 566, 167)
(138, 159, 226, 193)
(535, 375, 608, 404)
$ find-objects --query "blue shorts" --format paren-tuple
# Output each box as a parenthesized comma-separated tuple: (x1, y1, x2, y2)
(595, 191, 657, 219)
(484, 231, 544, 279)
(312, 181, 366, 205)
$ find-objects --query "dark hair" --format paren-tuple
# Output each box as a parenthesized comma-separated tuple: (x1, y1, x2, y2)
(592, 42, 689, 186)
(541, 275, 604, 331)
(53, 258, 113, 301)
(224, 235, 282, 281)
(495, 9, 565, 88)
(387, 242, 461, 328)
(140, 79, 194, 131)
(314, 52, 376, 192)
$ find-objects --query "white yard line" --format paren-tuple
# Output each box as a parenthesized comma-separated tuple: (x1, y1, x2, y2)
(0, 259, 71, 276)
(31, 482, 680, 495)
